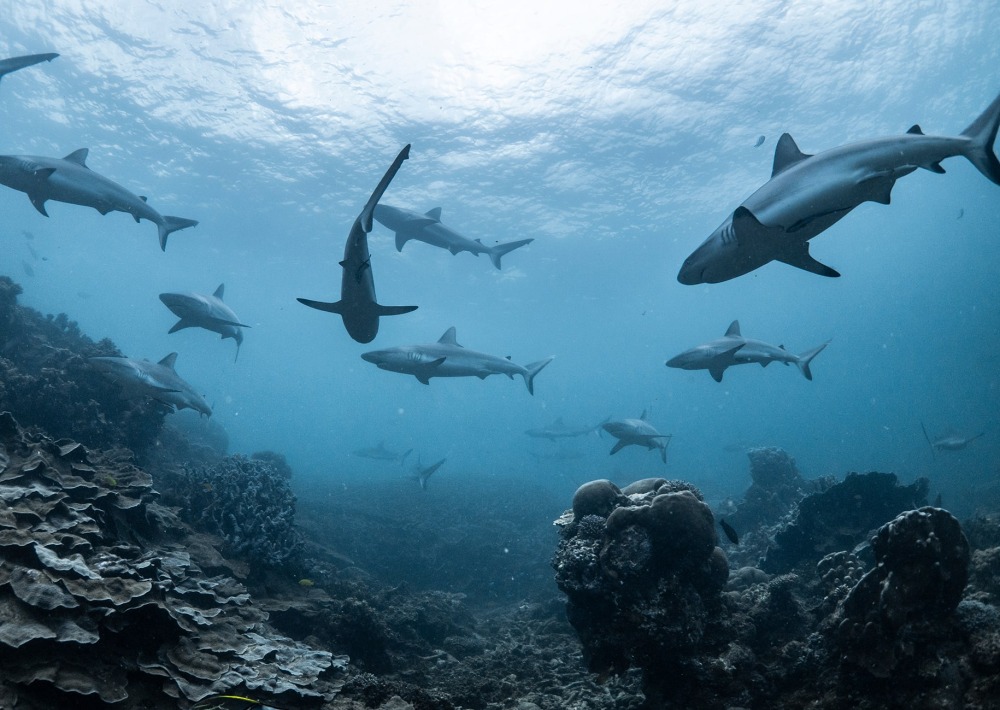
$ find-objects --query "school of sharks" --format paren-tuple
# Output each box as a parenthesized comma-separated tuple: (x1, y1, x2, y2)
(1, 52, 997, 476)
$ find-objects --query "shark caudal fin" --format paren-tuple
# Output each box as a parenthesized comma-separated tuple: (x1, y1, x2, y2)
(488, 238, 534, 269)
(296, 297, 345, 314)
(522, 356, 554, 395)
(961, 91, 1000, 186)
(795, 340, 830, 381)
(360, 145, 411, 233)
(158, 216, 199, 251)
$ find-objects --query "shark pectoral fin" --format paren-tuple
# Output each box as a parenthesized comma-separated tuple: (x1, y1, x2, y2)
(774, 243, 840, 278)
(609, 441, 627, 456)
(209, 317, 251, 328)
(297, 297, 345, 314)
(858, 173, 897, 205)
(28, 194, 50, 216)
(395, 232, 410, 252)
(32, 167, 56, 180)
(415, 357, 447, 385)
(448, 246, 462, 255)
(168, 319, 195, 334)
(709, 367, 725, 382)
(375, 304, 418, 316)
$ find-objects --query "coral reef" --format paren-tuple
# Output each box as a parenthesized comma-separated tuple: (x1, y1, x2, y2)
(0, 276, 165, 454)
(158, 454, 304, 570)
(0, 412, 345, 707)
(553, 478, 729, 706)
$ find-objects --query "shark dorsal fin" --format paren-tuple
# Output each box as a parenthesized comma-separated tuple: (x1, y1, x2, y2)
(725, 320, 741, 337)
(213, 283, 225, 299)
(771, 134, 812, 177)
(438, 327, 461, 347)
(907, 124, 924, 135)
(158, 352, 179, 370)
(640, 409, 648, 420)
(63, 148, 89, 167)
(139, 195, 148, 203)
(424, 207, 442, 221)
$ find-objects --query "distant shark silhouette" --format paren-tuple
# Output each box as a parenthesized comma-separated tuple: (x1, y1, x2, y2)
(361, 326, 553, 395)
(89, 352, 211, 417)
(678, 91, 1000, 284)
(0, 53, 59, 85)
(524, 416, 608, 441)
(602, 411, 671, 464)
(352, 442, 413, 465)
(297, 145, 418, 343)
(0, 148, 198, 250)
(159, 284, 249, 361)
(666, 320, 829, 382)
(921, 423, 984, 460)
(373, 204, 533, 269)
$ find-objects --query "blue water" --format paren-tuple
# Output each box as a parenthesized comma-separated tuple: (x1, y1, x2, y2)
(1, 3, 997, 517)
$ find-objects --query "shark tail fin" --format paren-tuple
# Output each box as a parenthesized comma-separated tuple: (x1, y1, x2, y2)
(961, 91, 1000, 186)
(795, 340, 830, 381)
(921, 421, 937, 461)
(158, 216, 199, 251)
(360, 144, 411, 233)
(522, 356, 554, 395)
(374, 304, 419, 316)
(400, 448, 413, 466)
(488, 238, 534, 269)
(297, 297, 345, 314)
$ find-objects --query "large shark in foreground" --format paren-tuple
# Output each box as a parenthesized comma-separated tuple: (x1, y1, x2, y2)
(0, 53, 59, 85)
(666, 320, 829, 382)
(373, 204, 534, 269)
(159, 284, 249, 361)
(602, 412, 671, 463)
(0, 148, 198, 250)
(678, 91, 1000, 284)
(297, 145, 417, 343)
(89, 352, 211, 417)
(361, 326, 554, 394)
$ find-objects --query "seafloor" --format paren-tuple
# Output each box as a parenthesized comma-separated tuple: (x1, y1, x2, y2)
(1, 273, 999, 710)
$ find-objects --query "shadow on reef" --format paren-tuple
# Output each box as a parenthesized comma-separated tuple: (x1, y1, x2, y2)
(554, 466, 1000, 709)
(0, 276, 165, 456)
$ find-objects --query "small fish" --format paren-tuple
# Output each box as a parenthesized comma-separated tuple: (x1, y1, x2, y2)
(191, 695, 288, 710)
(719, 518, 739, 545)
(21, 260, 34, 277)
(298, 578, 315, 587)
(754, 135, 765, 148)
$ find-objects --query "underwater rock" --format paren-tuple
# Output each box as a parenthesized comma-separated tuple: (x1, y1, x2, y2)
(836, 506, 969, 678)
(0, 413, 346, 706)
(727, 446, 814, 534)
(553, 477, 730, 705)
(762, 471, 929, 573)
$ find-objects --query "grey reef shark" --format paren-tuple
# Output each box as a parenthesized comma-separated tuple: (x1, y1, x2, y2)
(361, 326, 554, 395)
(666, 320, 829, 382)
(88, 352, 212, 417)
(524, 416, 608, 441)
(0, 148, 198, 250)
(602, 412, 671, 463)
(921, 422, 984, 460)
(297, 145, 418, 343)
(0, 52, 59, 84)
(351, 442, 413, 465)
(678, 90, 1000, 284)
(373, 204, 534, 269)
(159, 284, 250, 361)
(409, 457, 446, 490)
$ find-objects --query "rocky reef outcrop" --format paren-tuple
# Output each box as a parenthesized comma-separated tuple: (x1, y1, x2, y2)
(0, 412, 346, 707)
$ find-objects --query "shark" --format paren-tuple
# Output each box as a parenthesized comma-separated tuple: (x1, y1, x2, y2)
(351, 442, 413, 464)
(297, 145, 418, 343)
(159, 284, 250, 361)
(89, 352, 212, 417)
(602, 411, 671, 464)
(373, 204, 534, 269)
(921, 423, 984, 459)
(0, 53, 59, 85)
(0, 148, 198, 250)
(524, 416, 609, 441)
(361, 326, 554, 395)
(409, 457, 446, 490)
(678, 91, 1000, 284)
(666, 320, 829, 382)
